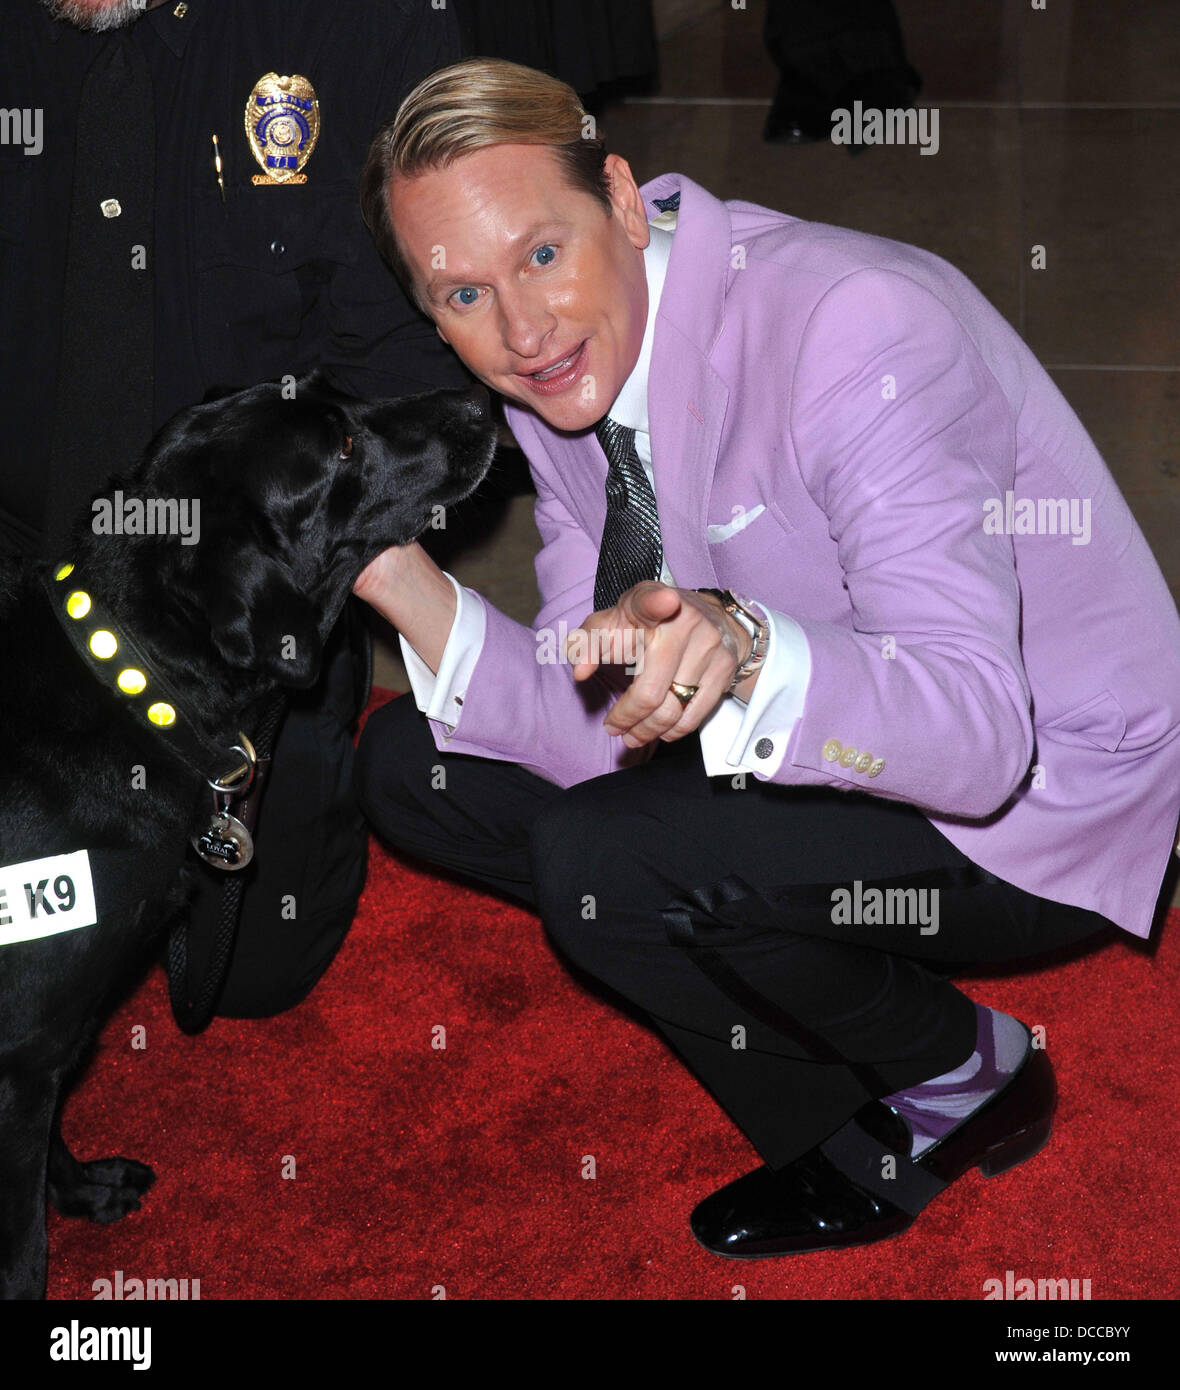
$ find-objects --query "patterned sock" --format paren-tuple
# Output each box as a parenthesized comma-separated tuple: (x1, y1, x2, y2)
(882, 1004, 1029, 1158)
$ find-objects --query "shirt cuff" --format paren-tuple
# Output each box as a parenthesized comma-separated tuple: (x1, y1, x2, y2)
(697, 606, 811, 778)
(398, 572, 486, 735)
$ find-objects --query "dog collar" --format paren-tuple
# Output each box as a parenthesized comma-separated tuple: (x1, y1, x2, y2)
(41, 559, 254, 790)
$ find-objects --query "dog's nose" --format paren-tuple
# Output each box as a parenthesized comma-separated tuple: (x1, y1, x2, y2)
(462, 384, 491, 421)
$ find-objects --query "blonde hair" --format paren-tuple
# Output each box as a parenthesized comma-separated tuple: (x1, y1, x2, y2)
(360, 58, 611, 306)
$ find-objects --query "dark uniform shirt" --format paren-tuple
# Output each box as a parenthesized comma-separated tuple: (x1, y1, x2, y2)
(0, 0, 469, 552)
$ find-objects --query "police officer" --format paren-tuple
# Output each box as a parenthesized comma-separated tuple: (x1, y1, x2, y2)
(0, 0, 470, 1015)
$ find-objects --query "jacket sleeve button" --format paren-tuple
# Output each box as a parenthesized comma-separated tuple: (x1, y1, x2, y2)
(822, 738, 842, 762)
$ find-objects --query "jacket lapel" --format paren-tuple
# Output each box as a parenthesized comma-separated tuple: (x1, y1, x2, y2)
(647, 329, 728, 588)
(642, 174, 733, 589)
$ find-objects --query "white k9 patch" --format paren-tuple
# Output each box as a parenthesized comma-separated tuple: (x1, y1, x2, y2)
(0, 851, 97, 946)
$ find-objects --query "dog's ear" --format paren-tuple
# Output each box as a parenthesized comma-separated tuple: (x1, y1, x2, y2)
(205, 553, 323, 687)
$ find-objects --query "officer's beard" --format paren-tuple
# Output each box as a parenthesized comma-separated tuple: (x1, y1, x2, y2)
(41, 0, 156, 32)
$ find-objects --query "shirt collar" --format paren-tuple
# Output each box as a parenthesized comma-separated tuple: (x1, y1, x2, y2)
(606, 220, 674, 437)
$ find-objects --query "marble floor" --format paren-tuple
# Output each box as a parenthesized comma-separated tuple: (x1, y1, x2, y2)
(367, 0, 1179, 898)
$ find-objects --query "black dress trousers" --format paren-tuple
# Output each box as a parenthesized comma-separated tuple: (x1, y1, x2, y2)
(356, 697, 1112, 1169)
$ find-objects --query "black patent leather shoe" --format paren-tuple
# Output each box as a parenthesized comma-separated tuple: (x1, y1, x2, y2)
(691, 1048, 1055, 1258)
(762, 94, 832, 145)
(763, 65, 923, 151)
(690, 1143, 913, 1258)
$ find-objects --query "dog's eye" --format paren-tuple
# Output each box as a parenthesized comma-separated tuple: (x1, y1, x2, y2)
(340, 434, 353, 460)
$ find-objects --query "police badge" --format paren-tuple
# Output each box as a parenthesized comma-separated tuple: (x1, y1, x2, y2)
(245, 73, 319, 185)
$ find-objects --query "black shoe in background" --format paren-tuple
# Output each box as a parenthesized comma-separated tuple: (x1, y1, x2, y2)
(763, 63, 922, 149)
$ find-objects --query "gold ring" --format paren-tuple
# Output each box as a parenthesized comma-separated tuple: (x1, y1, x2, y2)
(669, 681, 700, 707)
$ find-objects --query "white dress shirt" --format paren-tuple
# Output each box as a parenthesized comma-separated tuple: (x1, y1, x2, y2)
(400, 216, 812, 778)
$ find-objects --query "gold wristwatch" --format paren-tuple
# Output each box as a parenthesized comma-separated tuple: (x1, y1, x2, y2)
(696, 588, 769, 690)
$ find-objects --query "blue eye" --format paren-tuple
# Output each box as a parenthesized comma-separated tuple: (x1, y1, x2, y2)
(533, 244, 556, 265)
(453, 287, 479, 306)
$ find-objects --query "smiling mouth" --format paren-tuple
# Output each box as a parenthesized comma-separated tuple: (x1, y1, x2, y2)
(529, 348, 579, 379)
(516, 340, 588, 393)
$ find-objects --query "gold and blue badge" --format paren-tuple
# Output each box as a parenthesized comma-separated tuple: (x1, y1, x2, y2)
(244, 73, 319, 185)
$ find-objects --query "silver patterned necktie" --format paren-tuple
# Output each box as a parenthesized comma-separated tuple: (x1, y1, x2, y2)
(593, 416, 664, 611)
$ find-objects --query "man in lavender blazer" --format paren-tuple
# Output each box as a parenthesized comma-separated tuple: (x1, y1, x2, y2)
(353, 58, 1180, 1258)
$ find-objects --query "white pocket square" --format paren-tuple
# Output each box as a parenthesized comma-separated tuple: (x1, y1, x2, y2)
(707, 504, 766, 543)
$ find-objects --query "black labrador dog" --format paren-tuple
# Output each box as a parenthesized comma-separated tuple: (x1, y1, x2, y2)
(0, 371, 495, 1299)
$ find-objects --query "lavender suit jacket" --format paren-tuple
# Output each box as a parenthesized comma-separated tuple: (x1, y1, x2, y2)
(430, 172, 1180, 940)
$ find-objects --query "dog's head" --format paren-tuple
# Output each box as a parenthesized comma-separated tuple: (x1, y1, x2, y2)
(120, 372, 496, 688)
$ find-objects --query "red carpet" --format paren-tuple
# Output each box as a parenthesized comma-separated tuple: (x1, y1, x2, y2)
(47, 691, 1180, 1300)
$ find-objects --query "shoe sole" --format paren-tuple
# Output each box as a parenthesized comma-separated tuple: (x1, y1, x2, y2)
(689, 1207, 915, 1259)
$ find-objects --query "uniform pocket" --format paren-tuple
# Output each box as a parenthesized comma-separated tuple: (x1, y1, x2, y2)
(191, 181, 357, 384)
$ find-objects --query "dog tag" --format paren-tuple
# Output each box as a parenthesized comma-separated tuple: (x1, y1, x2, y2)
(192, 811, 254, 871)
